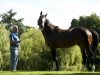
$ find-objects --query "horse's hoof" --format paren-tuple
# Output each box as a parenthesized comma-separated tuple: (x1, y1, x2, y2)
(92, 64, 95, 72)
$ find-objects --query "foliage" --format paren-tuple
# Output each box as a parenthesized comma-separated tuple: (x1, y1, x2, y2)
(1, 10, 100, 71)
(70, 13, 100, 40)
(0, 24, 10, 70)
(70, 13, 100, 45)
(18, 28, 83, 71)
(0, 24, 83, 71)
(58, 45, 82, 71)
(18, 28, 52, 70)
(71, 13, 100, 30)
(70, 13, 100, 71)
(0, 9, 23, 27)
(0, 23, 100, 71)
(0, 9, 26, 35)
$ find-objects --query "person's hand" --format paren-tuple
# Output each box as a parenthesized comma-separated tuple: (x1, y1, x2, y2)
(17, 41, 20, 43)
(39, 27, 43, 30)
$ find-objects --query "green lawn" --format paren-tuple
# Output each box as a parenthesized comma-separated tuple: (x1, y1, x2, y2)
(0, 71, 100, 75)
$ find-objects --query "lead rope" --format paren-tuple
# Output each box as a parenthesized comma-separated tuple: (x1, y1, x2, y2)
(20, 29, 40, 42)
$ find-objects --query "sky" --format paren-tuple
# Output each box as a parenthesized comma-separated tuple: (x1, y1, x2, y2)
(0, 0, 100, 29)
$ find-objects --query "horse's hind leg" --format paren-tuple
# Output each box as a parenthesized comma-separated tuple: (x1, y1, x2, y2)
(50, 48, 59, 71)
(80, 48, 87, 70)
(86, 45, 94, 71)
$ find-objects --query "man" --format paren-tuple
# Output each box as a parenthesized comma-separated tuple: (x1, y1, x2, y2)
(9, 25, 20, 71)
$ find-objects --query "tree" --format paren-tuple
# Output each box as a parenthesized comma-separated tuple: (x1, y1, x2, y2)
(71, 18, 79, 28)
(70, 13, 100, 30)
(0, 9, 26, 35)
(70, 13, 100, 41)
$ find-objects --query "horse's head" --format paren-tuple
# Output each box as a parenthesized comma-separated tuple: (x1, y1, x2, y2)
(37, 11, 47, 29)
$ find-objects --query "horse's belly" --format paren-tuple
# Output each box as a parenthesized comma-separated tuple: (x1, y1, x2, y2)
(55, 40, 76, 48)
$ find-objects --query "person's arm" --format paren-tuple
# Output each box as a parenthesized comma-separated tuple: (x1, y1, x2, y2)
(10, 40, 19, 44)
(10, 33, 20, 45)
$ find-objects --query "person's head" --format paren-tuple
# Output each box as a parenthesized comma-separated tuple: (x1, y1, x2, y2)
(10, 25, 18, 33)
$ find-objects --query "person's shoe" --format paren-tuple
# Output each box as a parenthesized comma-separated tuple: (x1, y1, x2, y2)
(13, 70, 16, 71)
(10, 69, 16, 72)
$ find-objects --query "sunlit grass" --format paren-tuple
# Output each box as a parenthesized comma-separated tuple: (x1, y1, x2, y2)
(0, 71, 100, 75)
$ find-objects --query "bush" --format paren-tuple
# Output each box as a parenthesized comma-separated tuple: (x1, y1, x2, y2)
(0, 25, 83, 71)
(18, 28, 52, 70)
(95, 43, 100, 71)
(57, 45, 82, 71)
(0, 24, 10, 70)
(18, 28, 83, 71)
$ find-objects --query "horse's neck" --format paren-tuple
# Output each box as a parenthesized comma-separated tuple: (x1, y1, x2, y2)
(44, 19, 55, 30)
(41, 23, 54, 38)
(48, 23, 55, 30)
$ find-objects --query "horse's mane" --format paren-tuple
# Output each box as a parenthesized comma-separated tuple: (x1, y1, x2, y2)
(44, 18, 49, 26)
(44, 19, 55, 30)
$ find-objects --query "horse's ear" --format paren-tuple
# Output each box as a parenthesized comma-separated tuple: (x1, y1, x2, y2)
(40, 11, 42, 15)
(45, 13, 47, 17)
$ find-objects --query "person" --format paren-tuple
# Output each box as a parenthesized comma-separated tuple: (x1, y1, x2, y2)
(9, 25, 20, 71)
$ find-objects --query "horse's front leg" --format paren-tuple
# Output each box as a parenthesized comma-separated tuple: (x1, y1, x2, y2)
(50, 48, 59, 71)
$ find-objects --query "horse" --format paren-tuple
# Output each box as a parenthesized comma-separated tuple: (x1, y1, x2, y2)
(37, 11, 99, 71)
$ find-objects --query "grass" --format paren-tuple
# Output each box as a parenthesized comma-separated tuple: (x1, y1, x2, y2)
(0, 71, 100, 75)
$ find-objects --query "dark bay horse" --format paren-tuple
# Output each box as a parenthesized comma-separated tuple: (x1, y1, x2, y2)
(37, 11, 99, 71)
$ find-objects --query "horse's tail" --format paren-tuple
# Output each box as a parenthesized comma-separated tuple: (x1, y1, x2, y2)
(89, 29, 99, 56)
